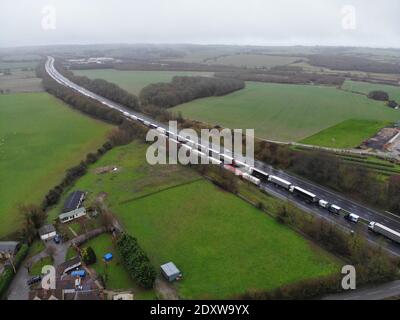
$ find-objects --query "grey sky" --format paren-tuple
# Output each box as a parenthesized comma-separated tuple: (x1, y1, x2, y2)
(1, 0, 399, 48)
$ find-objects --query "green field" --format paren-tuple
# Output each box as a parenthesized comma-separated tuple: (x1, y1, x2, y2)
(172, 82, 400, 142)
(0, 61, 42, 93)
(342, 80, 400, 102)
(300, 119, 392, 148)
(0, 92, 112, 237)
(54, 140, 339, 299)
(210, 54, 303, 68)
(73, 69, 214, 95)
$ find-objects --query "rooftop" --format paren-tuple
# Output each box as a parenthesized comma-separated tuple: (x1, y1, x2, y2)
(38, 224, 56, 236)
(161, 262, 181, 277)
(63, 191, 85, 213)
(0, 241, 20, 254)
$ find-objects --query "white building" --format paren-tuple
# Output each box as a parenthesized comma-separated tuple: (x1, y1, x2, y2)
(38, 224, 57, 241)
(59, 207, 86, 224)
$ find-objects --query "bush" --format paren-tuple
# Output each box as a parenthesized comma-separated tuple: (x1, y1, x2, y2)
(368, 90, 389, 101)
(116, 234, 156, 288)
(81, 247, 97, 265)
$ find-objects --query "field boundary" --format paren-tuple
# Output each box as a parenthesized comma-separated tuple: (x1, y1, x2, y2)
(118, 177, 203, 206)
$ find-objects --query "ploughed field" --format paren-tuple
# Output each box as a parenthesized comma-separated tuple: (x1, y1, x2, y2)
(171, 82, 399, 143)
(73, 69, 214, 95)
(0, 92, 112, 237)
(54, 141, 339, 299)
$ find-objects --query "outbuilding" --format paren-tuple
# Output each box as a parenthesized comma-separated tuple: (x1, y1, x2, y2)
(160, 262, 182, 282)
(38, 224, 57, 241)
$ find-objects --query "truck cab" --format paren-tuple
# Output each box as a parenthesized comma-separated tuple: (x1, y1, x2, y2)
(344, 213, 360, 224)
(318, 200, 330, 209)
(329, 205, 342, 215)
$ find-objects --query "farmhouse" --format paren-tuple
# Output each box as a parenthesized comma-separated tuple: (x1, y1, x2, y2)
(59, 207, 87, 224)
(38, 224, 57, 241)
(0, 241, 20, 259)
(161, 262, 182, 282)
(63, 191, 85, 213)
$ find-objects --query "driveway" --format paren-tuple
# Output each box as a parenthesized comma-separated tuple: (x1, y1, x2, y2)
(7, 239, 71, 300)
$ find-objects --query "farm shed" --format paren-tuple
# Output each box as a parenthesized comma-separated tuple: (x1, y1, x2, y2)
(0, 241, 20, 259)
(63, 191, 86, 213)
(59, 207, 87, 223)
(38, 224, 57, 241)
(161, 262, 182, 282)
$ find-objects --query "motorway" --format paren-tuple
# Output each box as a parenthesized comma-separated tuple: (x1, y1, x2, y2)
(323, 280, 400, 300)
(45, 56, 400, 257)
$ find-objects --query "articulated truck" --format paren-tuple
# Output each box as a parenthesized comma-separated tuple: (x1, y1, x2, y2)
(369, 222, 400, 244)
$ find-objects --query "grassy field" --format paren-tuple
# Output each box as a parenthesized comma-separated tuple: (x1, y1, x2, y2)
(342, 80, 400, 102)
(0, 92, 112, 238)
(0, 61, 42, 93)
(73, 69, 213, 95)
(53, 140, 339, 298)
(300, 119, 392, 148)
(117, 179, 339, 299)
(46, 141, 200, 222)
(210, 54, 303, 68)
(172, 82, 400, 142)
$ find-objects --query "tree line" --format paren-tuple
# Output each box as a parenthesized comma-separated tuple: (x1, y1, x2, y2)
(308, 54, 400, 74)
(139, 76, 245, 108)
(116, 234, 156, 288)
(215, 70, 345, 86)
(54, 61, 140, 112)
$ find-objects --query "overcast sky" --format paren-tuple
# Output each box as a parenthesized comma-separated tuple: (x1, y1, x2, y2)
(1, 0, 399, 48)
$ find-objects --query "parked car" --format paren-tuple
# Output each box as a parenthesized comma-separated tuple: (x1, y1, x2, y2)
(27, 275, 42, 286)
(53, 234, 61, 244)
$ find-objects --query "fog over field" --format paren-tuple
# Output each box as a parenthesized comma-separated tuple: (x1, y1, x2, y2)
(1, 0, 399, 48)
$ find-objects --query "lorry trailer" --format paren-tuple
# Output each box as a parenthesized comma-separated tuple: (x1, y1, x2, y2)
(268, 175, 292, 190)
(369, 222, 400, 244)
(290, 186, 318, 203)
(251, 168, 269, 182)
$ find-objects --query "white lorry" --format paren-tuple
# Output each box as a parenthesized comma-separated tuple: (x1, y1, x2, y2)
(369, 222, 400, 244)
(268, 176, 292, 190)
